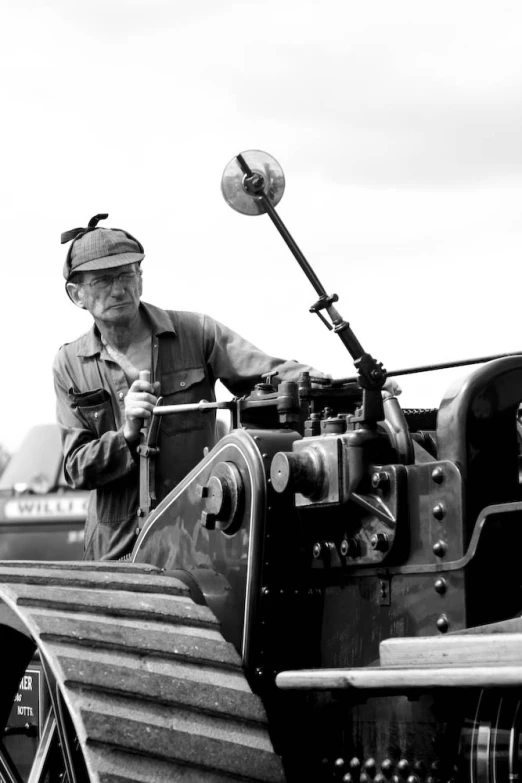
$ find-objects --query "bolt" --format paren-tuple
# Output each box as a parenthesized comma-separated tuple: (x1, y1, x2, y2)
(436, 614, 449, 633)
(432, 540, 447, 557)
(200, 510, 216, 530)
(434, 578, 447, 594)
(432, 503, 445, 520)
(370, 532, 389, 552)
(431, 467, 444, 484)
(250, 173, 264, 189)
(371, 470, 390, 490)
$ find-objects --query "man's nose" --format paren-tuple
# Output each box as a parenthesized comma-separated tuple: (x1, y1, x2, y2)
(110, 277, 126, 293)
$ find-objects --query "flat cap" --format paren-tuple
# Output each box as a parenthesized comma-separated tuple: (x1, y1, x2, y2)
(62, 214, 144, 280)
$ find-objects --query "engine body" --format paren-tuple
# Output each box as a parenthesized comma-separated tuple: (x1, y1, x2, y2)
(132, 356, 522, 780)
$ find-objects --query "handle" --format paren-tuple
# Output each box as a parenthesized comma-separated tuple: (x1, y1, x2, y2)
(138, 370, 152, 435)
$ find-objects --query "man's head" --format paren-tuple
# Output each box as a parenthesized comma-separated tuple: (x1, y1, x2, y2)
(63, 214, 145, 325)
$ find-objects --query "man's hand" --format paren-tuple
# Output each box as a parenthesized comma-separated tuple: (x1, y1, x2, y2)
(123, 378, 158, 443)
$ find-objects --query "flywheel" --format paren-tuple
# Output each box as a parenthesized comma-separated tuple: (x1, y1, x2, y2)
(459, 689, 522, 783)
(0, 560, 286, 783)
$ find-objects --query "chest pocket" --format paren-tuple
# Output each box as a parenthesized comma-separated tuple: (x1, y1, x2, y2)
(69, 388, 116, 437)
(159, 367, 210, 434)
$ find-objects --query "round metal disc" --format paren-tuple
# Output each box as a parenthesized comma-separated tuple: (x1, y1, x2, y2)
(221, 150, 285, 216)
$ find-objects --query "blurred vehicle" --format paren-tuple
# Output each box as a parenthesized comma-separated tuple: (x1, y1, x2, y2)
(0, 423, 86, 561)
(0, 424, 87, 778)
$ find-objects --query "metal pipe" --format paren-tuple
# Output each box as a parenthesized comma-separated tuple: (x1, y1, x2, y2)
(276, 665, 522, 691)
(152, 401, 235, 415)
(334, 351, 522, 385)
(235, 154, 328, 297)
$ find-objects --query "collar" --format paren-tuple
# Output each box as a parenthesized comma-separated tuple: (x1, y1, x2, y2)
(76, 301, 176, 358)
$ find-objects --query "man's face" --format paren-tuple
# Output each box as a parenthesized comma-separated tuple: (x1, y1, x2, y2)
(67, 263, 143, 325)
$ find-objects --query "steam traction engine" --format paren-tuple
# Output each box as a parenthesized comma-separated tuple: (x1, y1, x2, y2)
(1, 152, 522, 783)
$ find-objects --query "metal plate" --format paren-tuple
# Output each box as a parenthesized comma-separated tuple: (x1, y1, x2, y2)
(221, 150, 285, 215)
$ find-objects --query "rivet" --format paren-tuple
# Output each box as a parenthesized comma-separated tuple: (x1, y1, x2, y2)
(135, 527, 140, 535)
(94, 411, 99, 418)
(360, 774, 369, 783)
(179, 381, 186, 387)
(397, 759, 410, 775)
(432, 540, 447, 557)
(119, 392, 124, 399)
(436, 614, 449, 633)
(374, 775, 385, 783)
(262, 453, 269, 459)
(431, 467, 444, 484)
(432, 503, 445, 520)
(365, 758, 377, 774)
(343, 774, 353, 783)
(349, 758, 361, 771)
(334, 758, 346, 771)
(434, 577, 447, 594)
(407, 777, 419, 783)
(381, 759, 393, 778)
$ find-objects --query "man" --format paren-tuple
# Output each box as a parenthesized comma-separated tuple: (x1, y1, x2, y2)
(54, 214, 324, 561)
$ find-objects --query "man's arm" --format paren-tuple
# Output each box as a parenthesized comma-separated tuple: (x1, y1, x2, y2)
(53, 354, 156, 490)
(203, 315, 327, 395)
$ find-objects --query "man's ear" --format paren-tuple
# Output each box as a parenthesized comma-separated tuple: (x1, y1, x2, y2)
(66, 282, 86, 308)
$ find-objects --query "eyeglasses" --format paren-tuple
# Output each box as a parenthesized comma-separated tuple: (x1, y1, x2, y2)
(81, 271, 140, 293)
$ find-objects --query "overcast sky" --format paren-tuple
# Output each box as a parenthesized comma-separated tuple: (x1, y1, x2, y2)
(2, 0, 522, 452)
